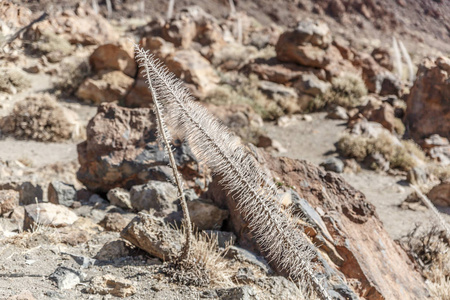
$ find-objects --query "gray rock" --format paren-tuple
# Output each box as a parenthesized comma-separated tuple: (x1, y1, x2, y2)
(216, 286, 258, 300)
(225, 246, 272, 275)
(107, 187, 132, 209)
(291, 191, 333, 243)
(49, 267, 81, 290)
(95, 240, 130, 260)
(326, 106, 348, 120)
(19, 182, 43, 205)
(121, 212, 182, 260)
(130, 181, 178, 212)
(203, 230, 236, 248)
(406, 167, 428, 185)
(255, 276, 300, 300)
(294, 18, 332, 49)
(257, 80, 298, 99)
(320, 157, 344, 173)
(233, 267, 255, 284)
(48, 181, 76, 207)
(294, 73, 331, 96)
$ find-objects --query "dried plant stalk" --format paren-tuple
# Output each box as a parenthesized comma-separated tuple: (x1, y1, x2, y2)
(135, 45, 332, 300)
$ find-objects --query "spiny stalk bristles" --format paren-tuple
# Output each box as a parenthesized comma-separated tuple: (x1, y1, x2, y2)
(135, 45, 332, 300)
(135, 44, 193, 261)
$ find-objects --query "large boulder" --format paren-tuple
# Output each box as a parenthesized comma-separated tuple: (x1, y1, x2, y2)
(205, 151, 428, 299)
(89, 39, 137, 77)
(77, 103, 200, 193)
(165, 49, 219, 99)
(405, 57, 450, 141)
(275, 19, 333, 68)
(76, 71, 134, 104)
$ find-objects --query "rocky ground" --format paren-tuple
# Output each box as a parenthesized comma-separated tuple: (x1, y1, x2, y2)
(0, 1, 449, 299)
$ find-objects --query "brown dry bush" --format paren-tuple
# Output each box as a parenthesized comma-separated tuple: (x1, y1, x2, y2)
(31, 31, 73, 56)
(205, 74, 284, 121)
(0, 94, 74, 142)
(400, 226, 450, 300)
(0, 68, 31, 94)
(163, 231, 233, 287)
(337, 133, 425, 171)
(311, 73, 367, 110)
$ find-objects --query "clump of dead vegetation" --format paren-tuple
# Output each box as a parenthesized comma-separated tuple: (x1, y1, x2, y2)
(311, 74, 367, 110)
(30, 31, 73, 57)
(205, 74, 286, 121)
(337, 133, 425, 171)
(0, 93, 76, 142)
(400, 225, 450, 299)
(54, 56, 91, 96)
(162, 231, 233, 287)
(0, 68, 31, 94)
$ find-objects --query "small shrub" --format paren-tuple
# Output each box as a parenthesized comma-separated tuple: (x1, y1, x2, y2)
(393, 118, 406, 136)
(205, 74, 284, 121)
(312, 73, 367, 110)
(0, 94, 75, 142)
(163, 231, 233, 287)
(337, 133, 426, 171)
(400, 226, 450, 300)
(32, 31, 73, 56)
(336, 134, 369, 161)
(54, 57, 91, 96)
(0, 68, 31, 94)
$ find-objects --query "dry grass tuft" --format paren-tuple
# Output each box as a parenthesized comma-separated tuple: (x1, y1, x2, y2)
(0, 68, 31, 94)
(311, 73, 367, 110)
(400, 225, 450, 299)
(32, 31, 73, 56)
(337, 133, 425, 171)
(205, 74, 285, 120)
(162, 231, 233, 287)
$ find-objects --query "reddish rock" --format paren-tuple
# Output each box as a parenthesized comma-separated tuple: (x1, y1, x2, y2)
(367, 103, 398, 133)
(165, 49, 219, 99)
(244, 58, 327, 84)
(354, 53, 402, 96)
(24, 203, 78, 231)
(77, 103, 200, 193)
(275, 19, 334, 68)
(405, 57, 450, 141)
(371, 47, 393, 71)
(139, 36, 175, 62)
(427, 181, 450, 206)
(124, 78, 153, 108)
(99, 213, 129, 232)
(89, 40, 137, 77)
(76, 71, 134, 104)
(0, 190, 19, 216)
